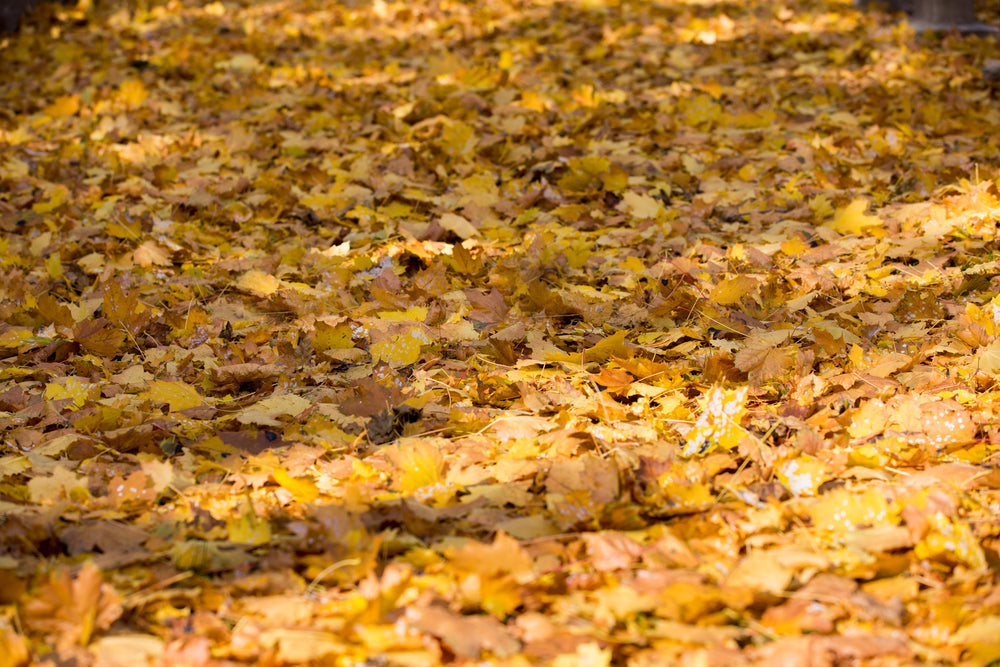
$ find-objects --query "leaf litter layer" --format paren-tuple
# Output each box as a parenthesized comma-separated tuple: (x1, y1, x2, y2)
(2, 0, 1000, 664)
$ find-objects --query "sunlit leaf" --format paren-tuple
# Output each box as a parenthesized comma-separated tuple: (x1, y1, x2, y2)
(273, 467, 320, 503)
(805, 487, 898, 535)
(683, 386, 748, 457)
(370, 329, 425, 367)
(44, 377, 98, 410)
(826, 198, 882, 235)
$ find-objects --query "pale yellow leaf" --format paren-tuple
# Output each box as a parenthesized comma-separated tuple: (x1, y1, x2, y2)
(133, 241, 171, 267)
(439, 212, 479, 239)
(237, 394, 311, 427)
(618, 191, 662, 219)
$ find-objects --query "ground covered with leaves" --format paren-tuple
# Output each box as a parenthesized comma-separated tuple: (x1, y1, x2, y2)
(2, 0, 1000, 664)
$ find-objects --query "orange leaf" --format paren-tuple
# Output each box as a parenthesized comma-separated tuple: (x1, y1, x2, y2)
(21, 563, 122, 649)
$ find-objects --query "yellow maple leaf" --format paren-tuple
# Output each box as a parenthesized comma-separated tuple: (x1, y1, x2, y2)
(712, 275, 759, 306)
(459, 173, 500, 206)
(0, 329, 35, 350)
(682, 93, 722, 128)
(441, 120, 476, 157)
(377, 307, 428, 322)
(976, 340, 1000, 375)
(601, 163, 629, 192)
(32, 184, 69, 213)
(142, 380, 203, 412)
(557, 155, 610, 193)
(847, 397, 886, 440)
(914, 511, 985, 570)
(661, 479, 714, 507)
(237, 394, 311, 426)
(27, 465, 90, 505)
(44, 95, 80, 118)
(132, 240, 172, 267)
(585, 329, 629, 363)
(779, 235, 809, 256)
(438, 212, 479, 239)
(1, 157, 29, 179)
(826, 198, 882, 235)
(0, 627, 29, 667)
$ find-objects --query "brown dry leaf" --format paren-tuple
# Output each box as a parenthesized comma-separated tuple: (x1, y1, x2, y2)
(465, 288, 509, 324)
(73, 318, 126, 356)
(733, 330, 794, 386)
(90, 635, 164, 666)
(750, 635, 911, 666)
(210, 363, 283, 385)
(258, 629, 346, 662)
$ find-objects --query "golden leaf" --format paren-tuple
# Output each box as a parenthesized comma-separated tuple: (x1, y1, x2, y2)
(826, 198, 882, 235)
(273, 467, 320, 503)
(43, 95, 81, 118)
(118, 79, 149, 108)
(141, 380, 203, 412)
(370, 329, 425, 367)
(711, 275, 759, 306)
(227, 494, 272, 546)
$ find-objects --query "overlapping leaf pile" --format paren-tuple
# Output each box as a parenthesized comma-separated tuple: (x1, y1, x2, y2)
(2, 0, 1000, 664)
